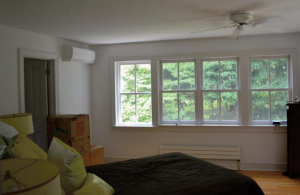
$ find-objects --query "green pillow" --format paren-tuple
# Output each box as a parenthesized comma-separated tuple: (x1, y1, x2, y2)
(73, 173, 114, 195)
(48, 137, 87, 194)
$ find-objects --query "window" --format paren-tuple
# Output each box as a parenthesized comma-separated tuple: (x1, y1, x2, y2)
(115, 61, 152, 125)
(250, 57, 290, 122)
(202, 59, 239, 122)
(114, 52, 294, 127)
(159, 58, 239, 124)
(161, 60, 196, 123)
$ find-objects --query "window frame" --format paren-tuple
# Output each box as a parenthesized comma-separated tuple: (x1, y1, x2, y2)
(249, 55, 292, 125)
(158, 57, 240, 125)
(112, 49, 297, 128)
(159, 59, 198, 124)
(115, 60, 152, 126)
(201, 58, 240, 124)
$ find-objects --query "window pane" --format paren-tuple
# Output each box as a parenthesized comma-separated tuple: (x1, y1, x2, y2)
(271, 91, 288, 121)
(221, 92, 238, 121)
(120, 65, 135, 93)
(220, 60, 237, 89)
(203, 61, 219, 90)
(179, 62, 195, 90)
(163, 63, 178, 90)
(137, 94, 152, 123)
(136, 64, 151, 93)
(251, 59, 269, 89)
(270, 59, 288, 89)
(121, 95, 135, 123)
(179, 92, 195, 121)
(203, 92, 220, 121)
(252, 91, 270, 121)
(163, 93, 178, 121)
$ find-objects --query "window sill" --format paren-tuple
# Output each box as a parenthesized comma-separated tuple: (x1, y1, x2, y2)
(112, 124, 287, 133)
(113, 125, 155, 128)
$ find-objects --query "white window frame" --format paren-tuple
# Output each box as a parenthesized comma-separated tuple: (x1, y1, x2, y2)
(201, 58, 240, 124)
(111, 49, 297, 128)
(114, 60, 152, 126)
(159, 59, 197, 124)
(159, 57, 240, 125)
(249, 55, 292, 125)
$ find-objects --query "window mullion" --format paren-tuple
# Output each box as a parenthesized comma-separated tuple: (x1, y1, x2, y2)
(219, 92, 221, 121)
(118, 64, 121, 124)
(268, 59, 271, 89)
(135, 94, 137, 123)
(177, 92, 180, 122)
(218, 61, 221, 122)
(135, 64, 137, 93)
(177, 63, 180, 122)
(197, 58, 202, 125)
(269, 90, 271, 121)
(218, 60, 221, 90)
(268, 59, 271, 122)
(177, 63, 180, 90)
(135, 64, 137, 123)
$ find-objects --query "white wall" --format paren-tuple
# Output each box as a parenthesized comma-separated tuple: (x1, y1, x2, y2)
(90, 33, 300, 170)
(0, 24, 91, 115)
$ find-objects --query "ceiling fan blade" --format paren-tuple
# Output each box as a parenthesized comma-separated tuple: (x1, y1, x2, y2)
(191, 25, 236, 34)
(252, 15, 286, 25)
(231, 28, 240, 38)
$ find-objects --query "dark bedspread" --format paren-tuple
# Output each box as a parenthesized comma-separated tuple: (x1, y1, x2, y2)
(86, 153, 264, 195)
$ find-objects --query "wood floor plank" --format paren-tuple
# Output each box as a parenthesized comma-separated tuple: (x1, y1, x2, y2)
(240, 171, 300, 195)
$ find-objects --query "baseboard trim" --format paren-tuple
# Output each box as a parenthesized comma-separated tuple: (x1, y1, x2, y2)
(241, 161, 286, 172)
(104, 156, 287, 171)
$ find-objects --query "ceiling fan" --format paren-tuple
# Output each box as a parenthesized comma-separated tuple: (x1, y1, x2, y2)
(191, 11, 286, 38)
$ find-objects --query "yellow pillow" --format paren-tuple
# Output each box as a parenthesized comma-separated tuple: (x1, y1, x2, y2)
(73, 173, 114, 195)
(48, 137, 87, 194)
(61, 188, 66, 195)
(12, 135, 47, 160)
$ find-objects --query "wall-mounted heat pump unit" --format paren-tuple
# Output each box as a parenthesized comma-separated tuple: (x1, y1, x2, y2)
(63, 46, 96, 64)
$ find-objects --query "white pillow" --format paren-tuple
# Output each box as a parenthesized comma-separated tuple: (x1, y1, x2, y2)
(0, 121, 19, 138)
(48, 138, 78, 194)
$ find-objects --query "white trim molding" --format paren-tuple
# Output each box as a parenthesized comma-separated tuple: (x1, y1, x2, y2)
(113, 60, 152, 126)
(19, 48, 60, 114)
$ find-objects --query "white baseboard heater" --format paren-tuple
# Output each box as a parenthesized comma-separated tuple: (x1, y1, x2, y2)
(160, 145, 241, 170)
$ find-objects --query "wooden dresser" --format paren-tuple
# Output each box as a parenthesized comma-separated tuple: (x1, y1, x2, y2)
(286, 103, 300, 178)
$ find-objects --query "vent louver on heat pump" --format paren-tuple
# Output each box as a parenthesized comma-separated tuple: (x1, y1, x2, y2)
(63, 45, 96, 64)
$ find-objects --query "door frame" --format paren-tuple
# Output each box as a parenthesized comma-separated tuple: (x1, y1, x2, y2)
(19, 48, 59, 115)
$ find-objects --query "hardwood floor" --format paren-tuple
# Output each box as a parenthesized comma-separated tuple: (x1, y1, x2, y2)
(240, 171, 300, 195)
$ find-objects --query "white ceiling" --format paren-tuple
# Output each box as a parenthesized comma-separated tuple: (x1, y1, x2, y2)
(0, 0, 299, 45)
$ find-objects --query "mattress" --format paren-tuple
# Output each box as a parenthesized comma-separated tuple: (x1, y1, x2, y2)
(86, 152, 264, 195)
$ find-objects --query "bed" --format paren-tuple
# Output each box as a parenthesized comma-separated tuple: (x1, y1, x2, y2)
(86, 152, 264, 195)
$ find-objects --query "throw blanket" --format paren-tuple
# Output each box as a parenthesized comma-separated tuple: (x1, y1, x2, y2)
(86, 153, 264, 195)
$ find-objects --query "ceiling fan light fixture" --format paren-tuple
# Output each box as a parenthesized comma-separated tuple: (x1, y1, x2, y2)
(237, 25, 245, 30)
(230, 11, 253, 24)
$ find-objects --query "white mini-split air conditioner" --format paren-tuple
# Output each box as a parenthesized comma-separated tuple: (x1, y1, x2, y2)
(63, 46, 96, 64)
